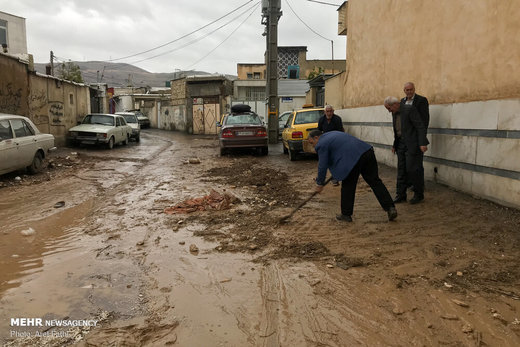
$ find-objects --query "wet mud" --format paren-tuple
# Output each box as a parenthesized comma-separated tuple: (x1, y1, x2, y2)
(1, 129, 520, 346)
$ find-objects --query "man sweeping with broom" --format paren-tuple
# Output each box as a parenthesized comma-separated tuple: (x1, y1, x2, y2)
(307, 130, 397, 222)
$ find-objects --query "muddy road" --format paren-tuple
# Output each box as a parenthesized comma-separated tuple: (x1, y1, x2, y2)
(1, 129, 519, 346)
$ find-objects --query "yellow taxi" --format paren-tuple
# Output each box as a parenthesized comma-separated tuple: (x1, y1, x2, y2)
(281, 106, 324, 161)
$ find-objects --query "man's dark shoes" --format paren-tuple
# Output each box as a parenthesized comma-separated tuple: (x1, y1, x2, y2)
(336, 214, 353, 222)
(409, 195, 424, 204)
(393, 195, 407, 203)
(387, 206, 398, 221)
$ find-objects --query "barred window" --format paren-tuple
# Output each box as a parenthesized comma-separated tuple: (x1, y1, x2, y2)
(245, 87, 265, 100)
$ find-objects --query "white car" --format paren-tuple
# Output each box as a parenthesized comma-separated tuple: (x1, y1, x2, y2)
(0, 114, 56, 175)
(115, 112, 141, 142)
(67, 114, 132, 149)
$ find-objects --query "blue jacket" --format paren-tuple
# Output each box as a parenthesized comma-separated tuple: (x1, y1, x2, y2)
(315, 131, 371, 185)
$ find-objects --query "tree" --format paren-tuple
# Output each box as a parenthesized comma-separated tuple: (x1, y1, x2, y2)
(57, 61, 84, 83)
(307, 67, 324, 80)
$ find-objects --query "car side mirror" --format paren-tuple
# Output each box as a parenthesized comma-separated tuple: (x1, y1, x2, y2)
(77, 121, 81, 125)
(216, 122, 222, 127)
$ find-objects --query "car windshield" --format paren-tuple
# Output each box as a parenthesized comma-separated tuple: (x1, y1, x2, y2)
(122, 115, 138, 123)
(83, 115, 114, 126)
(294, 110, 322, 125)
(224, 114, 262, 125)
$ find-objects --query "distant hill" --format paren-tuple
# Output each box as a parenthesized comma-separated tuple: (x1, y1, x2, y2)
(33, 61, 237, 87)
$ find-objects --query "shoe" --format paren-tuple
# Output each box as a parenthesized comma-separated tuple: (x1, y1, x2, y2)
(336, 214, 353, 222)
(393, 195, 407, 203)
(409, 195, 424, 204)
(387, 206, 398, 221)
(332, 179, 340, 186)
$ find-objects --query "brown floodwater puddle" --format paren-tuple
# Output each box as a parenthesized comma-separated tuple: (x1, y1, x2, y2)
(0, 198, 95, 295)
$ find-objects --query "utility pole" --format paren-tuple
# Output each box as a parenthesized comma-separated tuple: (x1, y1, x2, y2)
(262, 0, 282, 144)
(50, 51, 54, 76)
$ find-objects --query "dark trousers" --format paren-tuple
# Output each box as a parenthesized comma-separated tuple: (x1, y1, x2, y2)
(396, 140, 425, 197)
(395, 140, 409, 197)
(340, 148, 394, 216)
(406, 150, 424, 197)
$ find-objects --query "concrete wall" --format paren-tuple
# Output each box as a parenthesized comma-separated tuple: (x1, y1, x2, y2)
(0, 11, 27, 55)
(29, 74, 90, 144)
(337, 99, 520, 209)
(0, 53, 90, 145)
(343, 0, 520, 107)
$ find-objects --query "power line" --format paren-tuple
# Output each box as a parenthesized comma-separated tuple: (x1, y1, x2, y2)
(284, 0, 330, 41)
(127, 1, 260, 65)
(307, 0, 341, 6)
(187, 3, 260, 70)
(108, 0, 254, 62)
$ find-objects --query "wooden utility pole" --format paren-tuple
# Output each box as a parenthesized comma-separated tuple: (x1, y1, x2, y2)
(262, 0, 282, 144)
(50, 51, 54, 76)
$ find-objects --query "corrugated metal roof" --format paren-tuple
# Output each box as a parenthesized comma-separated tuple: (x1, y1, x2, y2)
(278, 79, 310, 97)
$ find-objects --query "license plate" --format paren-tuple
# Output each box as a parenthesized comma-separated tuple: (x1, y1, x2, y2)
(82, 140, 96, 144)
(236, 131, 253, 136)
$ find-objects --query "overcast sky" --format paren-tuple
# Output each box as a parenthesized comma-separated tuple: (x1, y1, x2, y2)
(0, 0, 345, 76)
(0, 0, 346, 75)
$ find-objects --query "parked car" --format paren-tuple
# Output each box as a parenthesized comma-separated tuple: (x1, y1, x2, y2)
(217, 105, 268, 156)
(278, 111, 292, 139)
(67, 113, 132, 149)
(134, 111, 150, 129)
(115, 112, 141, 142)
(281, 107, 324, 161)
(0, 114, 56, 175)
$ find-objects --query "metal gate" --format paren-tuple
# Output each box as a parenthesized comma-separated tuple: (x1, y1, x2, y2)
(192, 97, 220, 135)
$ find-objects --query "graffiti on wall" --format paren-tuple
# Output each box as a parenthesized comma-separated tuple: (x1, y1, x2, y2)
(0, 83, 23, 113)
(49, 102, 64, 124)
(29, 90, 47, 111)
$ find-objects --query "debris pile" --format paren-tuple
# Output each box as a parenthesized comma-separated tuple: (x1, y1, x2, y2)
(164, 190, 239, 214)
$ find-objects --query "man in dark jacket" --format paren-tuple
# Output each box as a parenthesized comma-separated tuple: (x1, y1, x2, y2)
(318, 105, 344, 133)
(385, 96, 429, 204)
(308, 130, 397, 222)
(401, 82, 429, 196)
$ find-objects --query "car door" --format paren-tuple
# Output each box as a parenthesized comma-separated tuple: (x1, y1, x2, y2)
(0, 119, 17, 174)
(115, 116, 124, 142)
(281, 113, 295, 145)
(10, 118, 38, 168)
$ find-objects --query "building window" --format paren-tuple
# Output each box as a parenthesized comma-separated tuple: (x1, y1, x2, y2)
(254, 72, 261, 79)
(246, 73, 253, 79)
(0, 20, 7, 47)
(69, 93, 74, 105)
(245, 87, 265, 100)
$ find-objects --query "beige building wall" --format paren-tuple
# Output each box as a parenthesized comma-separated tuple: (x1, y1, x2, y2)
(343, 0, 520, 107)
(324, 72, 345, 109)
(336, 0, 520, 208)
(300, 58, 346, 79)
(237, 64, 266, 80)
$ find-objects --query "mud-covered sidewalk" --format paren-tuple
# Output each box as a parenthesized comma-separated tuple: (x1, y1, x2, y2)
(1, 131, 519, 346)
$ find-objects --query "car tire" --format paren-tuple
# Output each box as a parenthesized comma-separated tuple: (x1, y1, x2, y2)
(136, 134, 140, 143)
(289, 149, 298, 161)
(283, 145, 288, 154)
(261, 146, 268, 156)
(106, 137, 114, 149)
(28, 151, 44, 174)
(123, 135, 129, 145)
(220, 147, 226, 156)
